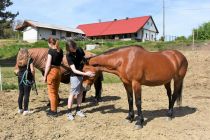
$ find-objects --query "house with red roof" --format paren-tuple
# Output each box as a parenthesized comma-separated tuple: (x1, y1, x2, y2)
(77, 16, 158, 41)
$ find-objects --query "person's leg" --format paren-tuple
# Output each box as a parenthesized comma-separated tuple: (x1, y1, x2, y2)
(18, 83, 24, 113)
(47, 83, 58, 112)
(67, 76, 79, 120)
(47, 68, 59, 114)
(67, 94, 74, 111)
(23, 85, 31, 111)
(22, 85, 33, 115)
(55, 75, 61, 108)
(67, 93, 75, 120)
(75, 77, 86, 117)
(75, 91, 86, 117)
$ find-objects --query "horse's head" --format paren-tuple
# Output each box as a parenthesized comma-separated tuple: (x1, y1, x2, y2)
(82, 64, 100, 91)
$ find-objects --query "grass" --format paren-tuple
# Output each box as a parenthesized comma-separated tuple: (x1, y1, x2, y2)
(0, 66, 121, 91)
(0, 38, 210, 90)
(102, 73, 121, 83)
(1, 38, 209, 59)
(0, 67, 46, 91)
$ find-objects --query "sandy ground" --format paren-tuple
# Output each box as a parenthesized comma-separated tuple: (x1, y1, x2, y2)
(0, 47, 210, 140)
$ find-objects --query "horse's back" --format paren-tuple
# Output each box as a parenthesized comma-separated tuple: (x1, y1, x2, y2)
(161, 50, 188, 78)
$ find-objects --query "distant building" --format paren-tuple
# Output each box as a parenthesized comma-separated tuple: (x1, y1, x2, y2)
(77, 16, 158, 41)
(16, 20, 84, 43)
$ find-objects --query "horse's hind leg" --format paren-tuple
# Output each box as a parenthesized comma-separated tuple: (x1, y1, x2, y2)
(168, 79, 184, 118)
(164, 82, 172, 117)
(123, 83, 134, 122)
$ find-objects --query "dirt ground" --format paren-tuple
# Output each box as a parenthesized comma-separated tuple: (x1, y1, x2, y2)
(0, 47, 210, 140)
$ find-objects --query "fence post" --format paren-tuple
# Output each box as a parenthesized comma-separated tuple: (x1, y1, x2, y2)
(0, 65, 2, 91)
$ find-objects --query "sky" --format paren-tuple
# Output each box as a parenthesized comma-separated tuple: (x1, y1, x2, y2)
(8, 0, 210, 38)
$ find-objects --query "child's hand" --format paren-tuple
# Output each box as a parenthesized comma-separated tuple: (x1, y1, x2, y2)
(43, 76, 47, 83)
(14, 69, 19, 76)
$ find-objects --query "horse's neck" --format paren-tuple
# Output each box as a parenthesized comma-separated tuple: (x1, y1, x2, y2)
(90, 54, 116, 67)
(90, 54, 120, 75)
(28, 48, 47, 74)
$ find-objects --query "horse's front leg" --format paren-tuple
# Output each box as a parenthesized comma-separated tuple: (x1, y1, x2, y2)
(94, 79, 102, 102)
(123, 83, 134, 122)
(133, 82, 144, 129)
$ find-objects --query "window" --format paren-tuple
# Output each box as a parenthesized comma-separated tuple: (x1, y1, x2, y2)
(146, 33, 148, 39)
(52, 29, 56, 35)
(66, 32, 71, 37)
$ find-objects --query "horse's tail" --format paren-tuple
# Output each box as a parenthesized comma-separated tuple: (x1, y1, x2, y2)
(176, 52, 188, 107)
(176, 80, 183, 107)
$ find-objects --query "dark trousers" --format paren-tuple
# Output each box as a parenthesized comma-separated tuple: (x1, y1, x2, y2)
(18, 79, 31, 111)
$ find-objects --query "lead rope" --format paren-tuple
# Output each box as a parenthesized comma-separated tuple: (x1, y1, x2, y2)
(19, 58, 33, 86)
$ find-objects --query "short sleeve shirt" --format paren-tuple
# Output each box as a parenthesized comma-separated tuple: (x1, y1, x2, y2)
(48, 48, 63, 66)
(66, 47, 85, 76)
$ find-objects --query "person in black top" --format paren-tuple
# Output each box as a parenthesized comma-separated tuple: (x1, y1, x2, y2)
(66, 40, 95, 121)
(43, 37, 63, 117)
(14, 48, 35, 115)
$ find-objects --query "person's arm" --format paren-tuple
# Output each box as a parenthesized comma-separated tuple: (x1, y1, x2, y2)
(14, 63, 19, 76)
(30, 63, 35, 80)
(43, 54, 52, 82)
(70, 64, 95, 77)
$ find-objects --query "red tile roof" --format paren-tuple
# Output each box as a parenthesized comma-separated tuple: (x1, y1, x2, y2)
(77, 16, 155, 37)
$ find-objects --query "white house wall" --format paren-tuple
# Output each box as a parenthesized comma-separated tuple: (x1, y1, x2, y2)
(38, 28, 50, 40)
(38, 28, 66, 40)
(137, 30, 143, 40)
(23, 27, 38, 43)
(143, 18, 157, 32)
(140, 18, 157, 41)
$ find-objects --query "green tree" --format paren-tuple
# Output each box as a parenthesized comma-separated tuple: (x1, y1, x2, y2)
(175, 36, 187, 41)
(0, 0, 19, 38)
(189, 22, 210, 40)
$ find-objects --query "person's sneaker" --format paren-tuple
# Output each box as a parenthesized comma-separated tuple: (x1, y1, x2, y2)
(23, 110, 33, 116)
(46, 110, 58, 117)
(76, 110, 86, 117)
(67, 113, 74, 121)
(18, 109, 23, 114)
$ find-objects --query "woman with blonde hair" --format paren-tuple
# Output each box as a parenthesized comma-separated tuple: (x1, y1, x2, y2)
(15, 48, 35, 115)
(43, 37, 63, 117)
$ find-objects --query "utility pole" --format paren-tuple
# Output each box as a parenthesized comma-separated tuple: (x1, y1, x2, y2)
(163, 0, 165, 41)
(192, 29, 195, 48)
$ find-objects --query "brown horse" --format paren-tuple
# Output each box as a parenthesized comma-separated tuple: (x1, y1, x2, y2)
(15, 48, 103, 101)
(82, 45, 188, 128)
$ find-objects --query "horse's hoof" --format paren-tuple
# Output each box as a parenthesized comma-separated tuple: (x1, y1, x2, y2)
(167, 117, 173, 121)
(135, 124, 143, 129)
(125, 116, 134, 123)
(97, 98, 102, 102)
(125, 119, 133, 123)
